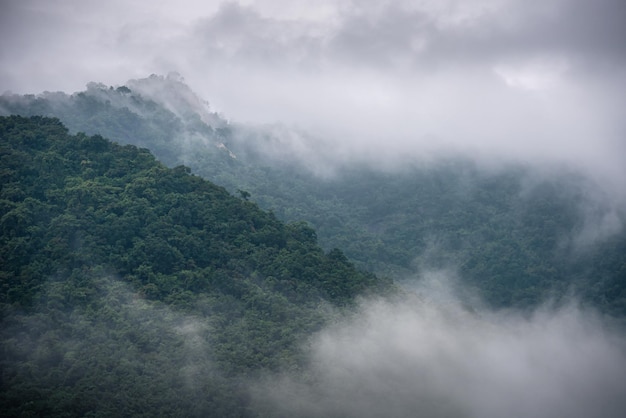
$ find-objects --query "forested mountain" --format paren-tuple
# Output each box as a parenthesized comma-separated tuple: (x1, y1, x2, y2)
(0, 74, 230, 168)
(1, 76, 625, 316)
(0, 115, 393, 417)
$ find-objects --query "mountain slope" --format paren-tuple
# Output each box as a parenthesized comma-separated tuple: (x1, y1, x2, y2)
(0, 115, 393, 417)
(1, 77, 625, 316)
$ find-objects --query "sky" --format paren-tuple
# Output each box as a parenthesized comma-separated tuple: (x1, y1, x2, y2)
(1, 0, 625, 190)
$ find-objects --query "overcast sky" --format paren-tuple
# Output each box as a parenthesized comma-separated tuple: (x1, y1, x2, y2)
(1, 0, 625, 192)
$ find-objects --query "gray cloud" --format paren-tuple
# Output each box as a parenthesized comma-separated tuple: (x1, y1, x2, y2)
(252, 274, 626, 418)
(3, 1, 624, 86)
(176, 0, 626, 73)
(1, 0, 625, 202)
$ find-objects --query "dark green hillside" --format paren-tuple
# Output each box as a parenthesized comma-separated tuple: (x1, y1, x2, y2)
(238, 162, 623, 298)
(0, 116, 392, 417)
(2, 79, 625, 316)
(0, 80, 222, 168)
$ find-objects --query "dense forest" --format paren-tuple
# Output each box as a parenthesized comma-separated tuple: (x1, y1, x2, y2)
(2, 75, 626, 417)
(3, 0, 626, 409)
(2, 75, 624, 315)
(0, 115, 394, 416)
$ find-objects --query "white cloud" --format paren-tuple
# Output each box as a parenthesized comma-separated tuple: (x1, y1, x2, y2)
(493, 55, 570, 90)
(253, 277, 626, 418)
(1, 0, 624, 201)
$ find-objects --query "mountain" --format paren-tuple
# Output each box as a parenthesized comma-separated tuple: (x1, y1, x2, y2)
(0, 74, 232, 166)
(0, 115, 393, 417)
(1, 76, 625, 316)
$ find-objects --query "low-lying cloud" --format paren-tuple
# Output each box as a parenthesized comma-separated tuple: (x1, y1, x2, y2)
(1, 276, 218, 411)
(1, 1, 624, 189)
(253, 274, 626, 418)
(1, 0, 625, 236)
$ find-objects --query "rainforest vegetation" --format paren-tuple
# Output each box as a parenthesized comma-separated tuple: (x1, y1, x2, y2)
(2, 78, 624, 314)
(1, 77, 625, 416)
(0, 115, 392, 417)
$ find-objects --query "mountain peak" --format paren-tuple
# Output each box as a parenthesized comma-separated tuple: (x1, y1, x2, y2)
(126, 73, 225, 128)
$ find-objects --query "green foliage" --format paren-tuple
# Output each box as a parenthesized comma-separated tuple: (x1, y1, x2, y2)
(2, 80, 624, 316)
(0, 116, 394, 416)
(2, 79, 626, 415)
(200, 155, 626, 314)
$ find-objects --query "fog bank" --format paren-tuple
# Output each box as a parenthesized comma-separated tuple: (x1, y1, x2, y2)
(253, 274, 626, 418)
(1, 0, 625, 194)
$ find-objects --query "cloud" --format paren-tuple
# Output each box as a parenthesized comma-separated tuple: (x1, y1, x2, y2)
(252, 274, 626, 418)
(1, 0, 625, 201)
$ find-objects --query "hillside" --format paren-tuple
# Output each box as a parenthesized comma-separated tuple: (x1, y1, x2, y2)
(1, 77, 625, 315)
(0, 115, 393, 417)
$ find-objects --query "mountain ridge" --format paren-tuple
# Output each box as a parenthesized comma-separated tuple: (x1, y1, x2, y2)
(1, 76, 624, 316)
(0, 114, 396, 416)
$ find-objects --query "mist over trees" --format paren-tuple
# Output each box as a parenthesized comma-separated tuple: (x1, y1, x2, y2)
(2, 76, 624, 315)
(0, 115, 392, 416)
(252, 292, 626, 418)
(2, 0, 625, 414)
(1, 75, 625, 417)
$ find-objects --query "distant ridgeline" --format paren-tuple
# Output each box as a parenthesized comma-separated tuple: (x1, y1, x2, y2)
(0, 115, 393, 417)
(0, 74, 231, 168)
(1, 76, 625, 316)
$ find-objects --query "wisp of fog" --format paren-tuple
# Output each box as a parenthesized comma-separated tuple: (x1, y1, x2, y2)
(252, 272, 626, 418)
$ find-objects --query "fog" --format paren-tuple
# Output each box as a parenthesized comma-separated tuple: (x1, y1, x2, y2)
(1, 0, 625, 200)
(252, 272, 626, 418)
(0, 276, 220, 412)
(7, 273, 626, 417)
